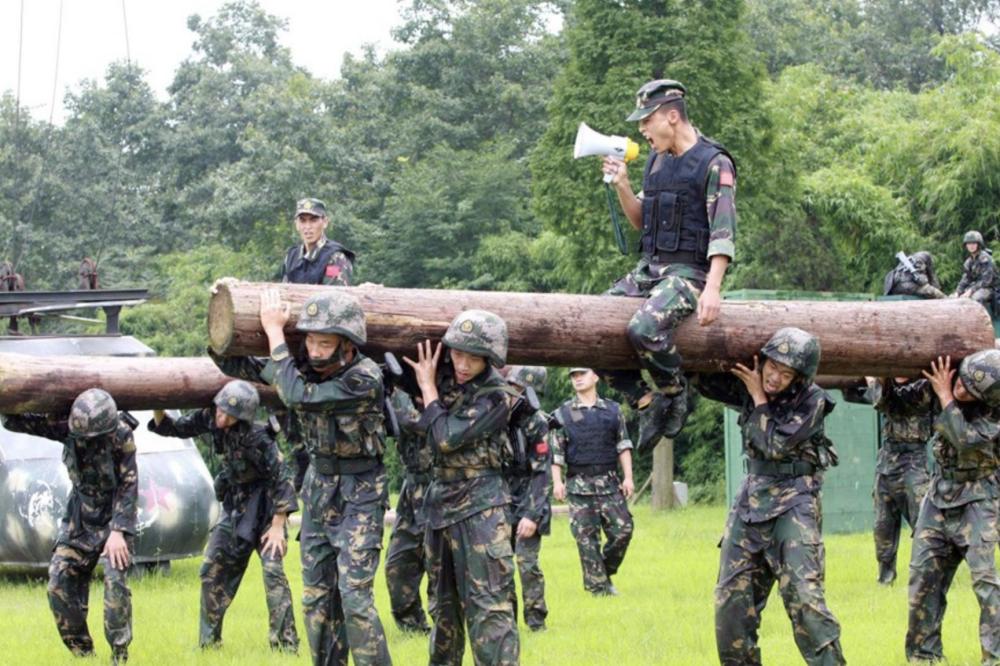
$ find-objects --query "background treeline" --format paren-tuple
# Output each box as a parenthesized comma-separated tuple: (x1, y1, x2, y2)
(3, 0, 999, 500)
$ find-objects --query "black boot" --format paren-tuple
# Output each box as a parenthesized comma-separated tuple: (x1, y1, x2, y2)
(877, 561, 896, 586)
(636, 380, 690, 454)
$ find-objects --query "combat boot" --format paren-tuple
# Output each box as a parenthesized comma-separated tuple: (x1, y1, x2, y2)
(111, 648, 128, 665)
(877, 561, 896, 586)
(636, 379, 690, 454)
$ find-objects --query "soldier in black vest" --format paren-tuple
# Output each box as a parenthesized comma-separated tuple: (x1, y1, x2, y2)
(551, 368, 634, 596)
(601, 79, 737, 453)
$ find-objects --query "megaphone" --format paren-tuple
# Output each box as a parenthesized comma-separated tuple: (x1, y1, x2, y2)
(573, 122, 641, 183)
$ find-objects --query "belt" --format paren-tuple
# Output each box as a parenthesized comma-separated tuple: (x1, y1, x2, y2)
(432, 467, 500, 482)
(939, 467, 994, 482)
(885, 441, 926, 454)
(745, 459, 817, 477)
(648, 251, 709, 271)
(310, 455, 378, 476)
(567, 463, 617, 478)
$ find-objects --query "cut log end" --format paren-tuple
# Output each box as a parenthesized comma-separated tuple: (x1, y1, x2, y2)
(207, 285, 236, 355)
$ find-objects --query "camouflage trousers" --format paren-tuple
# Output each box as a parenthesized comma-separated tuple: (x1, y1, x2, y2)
(715, 500, 845, 666)
(47, 539, 132, 657)
(198, 518, 298, 650)
(603, 274, 699, 402)
(385, 476, 431, 632)
(906, 495, 1000, 663)
(508, 529, 547, 629)
(970, 288, 994, 309)
(567, 490, 633, 593)
(872, 458, 929, 574)
(426, 505, 519, 666)
(300, 467, 391, 666)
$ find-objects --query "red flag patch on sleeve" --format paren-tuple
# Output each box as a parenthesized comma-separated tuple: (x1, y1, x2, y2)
(534, 441, 549, 456)
(719, 169, 734, 188)
(325, 265, 341, 278)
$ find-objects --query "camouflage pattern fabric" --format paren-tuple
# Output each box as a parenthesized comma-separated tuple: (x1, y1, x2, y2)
(883, 252, 945, 299)
(511, 532, 546, 629)
(760, 327, 821, 382)
(960, 349, 1000, 408)
(213, 380, 260, 422)
(1, 413, 138, 658)
(149, 409, 298, 650)
(295, 292, 366, 344)
(443, 309, 508, 368)
(956, 250, 997, 303)
(566, 477, 633, 594)
(906, 398, 1000, 663)
(68, 388, 119, 437)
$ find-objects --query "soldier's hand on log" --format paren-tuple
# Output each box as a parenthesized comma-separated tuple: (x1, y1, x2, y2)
(602, 156, 629, 188)
(516, 517, 538, 540)
(259, 288, 291, 335)
(732, 355, 767, 406)
(260, 524, 287, 558)
(210, 276, 239, 295)
(403, 340, 442, 405)
(697, 283, 722, 326)
(922, 355, 955, 406)
(102, 530, 130, 570)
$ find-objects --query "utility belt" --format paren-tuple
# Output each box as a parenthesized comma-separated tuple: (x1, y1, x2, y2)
(745, 459, 817, 478)
(938, 467, 995, 483)
(310, 455, 378, 476)
(647, 250, 709, 272)
(566, 463, 617, 478)
(404, 469, 433, 486)
(884, 441, 926, 454)
(432, 467, 500, 482)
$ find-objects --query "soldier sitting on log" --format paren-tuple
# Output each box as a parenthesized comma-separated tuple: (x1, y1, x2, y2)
(149, 380, 299, 652)
(883, 251, 945, 299)
(953, 230, 997, 310)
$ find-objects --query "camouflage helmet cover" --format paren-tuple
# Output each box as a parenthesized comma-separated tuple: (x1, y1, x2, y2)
(296, 292, 366, 345)
(506, 365, 548, 395)
(69, 388, 119, 437)
(958, 349, 1000, 407)
(443, 309, 508, 367)
(963, 230, 985, 247)
(213, 380, 260, 422)
(759, 327, 821, 382)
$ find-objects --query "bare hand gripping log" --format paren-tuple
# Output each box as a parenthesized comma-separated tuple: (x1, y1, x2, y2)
(207, 281, 996, 377)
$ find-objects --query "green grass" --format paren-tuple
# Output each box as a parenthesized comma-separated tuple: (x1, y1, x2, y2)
(0, 503, 987, 665)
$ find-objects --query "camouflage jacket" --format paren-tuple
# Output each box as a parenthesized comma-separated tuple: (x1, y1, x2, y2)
(927, 400, 1000, 509)
(2, 414, 138, 550)
(845, 379, 934, 475)
(214, 345, 386, 460)
(417, 363, 511, 529)
(550, 396, 632, 496)
(504, 410, 552, 532)
(694, 374, 837, 523)
(390, 388, 433, 476)
(956, 250, 997, 294)
(149, 409, 296, 539)
(884, 264, 945, 299)
(279, 235, 354, 286)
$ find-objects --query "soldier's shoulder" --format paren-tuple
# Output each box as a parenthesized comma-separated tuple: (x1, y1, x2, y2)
(114, 422, 137, 454)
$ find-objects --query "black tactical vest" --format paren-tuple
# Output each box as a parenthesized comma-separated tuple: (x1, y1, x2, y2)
(559, 402, 621, 467)
(639, 136, 733, 270)
(281, 240, 354, 285)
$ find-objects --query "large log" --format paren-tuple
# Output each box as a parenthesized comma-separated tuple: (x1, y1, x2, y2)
(207, 282, 996, 377)
(0, 353, 278, 414)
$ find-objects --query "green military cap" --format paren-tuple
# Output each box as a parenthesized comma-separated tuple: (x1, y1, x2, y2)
(568, 367, 592, 375)
(295, 197, 328, 218)
(626, 79, 687, 122)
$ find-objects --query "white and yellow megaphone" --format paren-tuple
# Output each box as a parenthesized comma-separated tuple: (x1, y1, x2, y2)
(573, 122, 641, 183)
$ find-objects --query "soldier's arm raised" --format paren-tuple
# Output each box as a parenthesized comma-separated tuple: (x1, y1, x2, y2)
(147, 408, 212, 439)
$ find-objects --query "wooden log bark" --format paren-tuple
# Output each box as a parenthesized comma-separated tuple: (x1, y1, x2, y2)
(0, 353, 278, 414)
(207, 282, 996, 377)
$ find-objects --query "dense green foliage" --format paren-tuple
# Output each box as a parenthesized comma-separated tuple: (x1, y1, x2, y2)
(3, 0, 999, 499)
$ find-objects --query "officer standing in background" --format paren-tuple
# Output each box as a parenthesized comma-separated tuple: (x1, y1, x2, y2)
(953, 230, 997, 310)
(693, 328, 845, 666)
(403, 310, 520, 666)
(601, 79, 736, 451)
(906, 351, 1000, 663)
(550, 368, 634, 597)
(504, 365, 552, 632)
(2, 389, 137, 665)
(149, 380, 299, 652)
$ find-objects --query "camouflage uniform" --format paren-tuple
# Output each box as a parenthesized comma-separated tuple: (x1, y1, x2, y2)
(956, 231, 997, 308)
(883, 251, 946, 299)
(384, 387, 434, 633)
(551, 396, 633, 595)
(214, 293, 392, 666)
(693, 328, 845, 666)
(845, 378, 933, 584)
(419, 310, 519, 666)
(906, 350, 1000, 664)
(148, 380, 298, 650)
(2, 389, 138, 662)
(604, 79, 736, 450)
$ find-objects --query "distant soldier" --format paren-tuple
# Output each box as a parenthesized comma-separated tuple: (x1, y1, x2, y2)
(504, 365, 552, 631)
(883, 251, 945, 299)
(906, 351, 1000, 663)
(550, 368, 634, 597)
(2, 389, 137, 665)
(693, 328, 845, 666)
(213, 289, 392, 666)
(403, 310, 520, 665)
(384, 386, 434, 634)
(149, 380, 298, 651)
(953, 230, 997, 309)
(845, 377, 933, 585)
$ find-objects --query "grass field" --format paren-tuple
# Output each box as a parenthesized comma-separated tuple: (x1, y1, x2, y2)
(0, 503, 987, 665)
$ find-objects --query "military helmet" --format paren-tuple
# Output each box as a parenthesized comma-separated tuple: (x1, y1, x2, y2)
(759, 327, 821, 382)
(507, 365, 548, 395)
(626, 79, 687, 122)
(443, 309, 508, 367)
(958, 349, 1000, 407)
(296, 292, 366, 345)
(213, 380, 260, 422)
(963, 230, 985, 247)
(68, 388, 119, 438)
